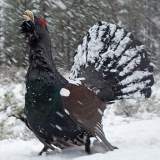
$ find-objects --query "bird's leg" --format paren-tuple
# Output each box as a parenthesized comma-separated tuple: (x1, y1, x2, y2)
(39, 145, 49, 155)
(85, 135, 91, 154)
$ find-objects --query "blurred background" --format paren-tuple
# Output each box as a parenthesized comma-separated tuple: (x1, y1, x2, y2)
(0, 0, 160, 70)
(0, 0, 160, 139)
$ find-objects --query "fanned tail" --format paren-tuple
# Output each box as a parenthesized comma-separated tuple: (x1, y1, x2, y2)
(70, 21, 154, 101)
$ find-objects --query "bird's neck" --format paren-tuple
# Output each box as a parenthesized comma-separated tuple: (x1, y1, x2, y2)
(26, 28, 68, 87)
(27, 46, 68, 88)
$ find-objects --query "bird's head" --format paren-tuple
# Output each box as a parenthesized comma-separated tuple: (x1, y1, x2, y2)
(20, 10, 55, 71)
(20, 10, 51, 50)
(20, 10, 48, 41)
(23, 10, 34, 22)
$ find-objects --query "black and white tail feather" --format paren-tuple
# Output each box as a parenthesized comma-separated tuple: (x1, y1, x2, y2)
(95, 122, 116, 151)
(70, 21, 154, 101)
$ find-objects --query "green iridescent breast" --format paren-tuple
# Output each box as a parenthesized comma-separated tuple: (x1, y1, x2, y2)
(25, 79, 63, 122)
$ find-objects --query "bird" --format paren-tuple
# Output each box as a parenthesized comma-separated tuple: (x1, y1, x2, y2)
(20, 10, 118, 155)
(70, 21, 154, 102)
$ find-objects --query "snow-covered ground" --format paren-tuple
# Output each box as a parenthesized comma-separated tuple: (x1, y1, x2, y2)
(0, 112, 160, 160)
(0, 71, 160, 160)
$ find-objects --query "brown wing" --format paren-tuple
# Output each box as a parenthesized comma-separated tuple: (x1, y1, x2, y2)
(61, 84, 116, 151)
(61, 84, 106, 134)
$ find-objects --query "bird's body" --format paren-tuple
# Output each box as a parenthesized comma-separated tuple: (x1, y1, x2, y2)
(21, 13, 115, 154)
(24, 22, 87, 151)
(25, 78, 86, 149)
(20, 10, 154, 155)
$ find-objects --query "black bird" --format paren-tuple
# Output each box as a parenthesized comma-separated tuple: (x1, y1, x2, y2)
(20, 10, 117, 155)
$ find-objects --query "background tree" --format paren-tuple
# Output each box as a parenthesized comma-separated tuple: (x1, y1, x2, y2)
(0, 0, 160, 71)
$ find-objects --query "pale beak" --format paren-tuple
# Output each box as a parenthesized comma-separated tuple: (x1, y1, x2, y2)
(23, 15, 31, 21)
(23, 10, 34, 22)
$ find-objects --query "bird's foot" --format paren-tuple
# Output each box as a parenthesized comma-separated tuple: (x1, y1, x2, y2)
(85, 136, 91, 154)
(38, 145, 49, 156)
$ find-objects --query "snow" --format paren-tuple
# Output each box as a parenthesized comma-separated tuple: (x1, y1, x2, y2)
(0, 71, 159, 160)
(56, 111, 64, 118)
(52, 0, 67, 10)
(56, 125, 62, 131)
(0, 81, 26, 139)
(64, 108, 70, 115)
(0, 113, 160, 160)
(68, 77, 85, 86)
(117, 0, 131, 5)
(70, 21, 153, 99)
(60, 88, 70, 97)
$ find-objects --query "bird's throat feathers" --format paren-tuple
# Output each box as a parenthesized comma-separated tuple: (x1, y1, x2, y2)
(35, 17, 48, 29)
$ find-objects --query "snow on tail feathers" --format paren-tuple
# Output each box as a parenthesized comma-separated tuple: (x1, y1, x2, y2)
(70, 21, 154, 101)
